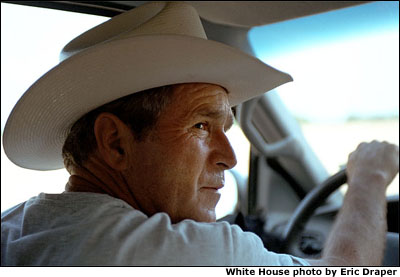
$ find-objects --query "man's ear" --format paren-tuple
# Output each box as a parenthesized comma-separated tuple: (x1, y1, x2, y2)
(93, 112, 132, 171)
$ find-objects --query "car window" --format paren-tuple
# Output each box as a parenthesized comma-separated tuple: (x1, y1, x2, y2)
(248, 1, 399, 196)
(0, 3, 250, 217)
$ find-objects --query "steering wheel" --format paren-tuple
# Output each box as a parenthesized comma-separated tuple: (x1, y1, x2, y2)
(280, 169, 347, 254)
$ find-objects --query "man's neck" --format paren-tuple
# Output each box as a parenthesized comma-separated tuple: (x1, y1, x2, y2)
(65, 160, 141, 211)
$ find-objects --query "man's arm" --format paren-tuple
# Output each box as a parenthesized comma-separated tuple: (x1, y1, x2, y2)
(308, 141, 399, 266)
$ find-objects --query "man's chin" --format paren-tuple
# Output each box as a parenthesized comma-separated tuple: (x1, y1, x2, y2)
(194, 208, 217, 223)
(170, 208, 217, 224)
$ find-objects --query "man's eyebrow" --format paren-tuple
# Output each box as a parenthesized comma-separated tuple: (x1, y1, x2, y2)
(196, 108, 234, 131)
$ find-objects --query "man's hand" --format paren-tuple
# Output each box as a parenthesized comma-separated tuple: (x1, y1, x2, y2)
(347, 141, 399, 189)
(309, 141, 399, 266)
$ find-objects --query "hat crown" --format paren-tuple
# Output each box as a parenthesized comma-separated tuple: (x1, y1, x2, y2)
(60, 2, 207, 61)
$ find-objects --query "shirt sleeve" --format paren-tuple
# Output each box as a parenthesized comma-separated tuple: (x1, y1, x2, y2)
(226, 223, 310, 266)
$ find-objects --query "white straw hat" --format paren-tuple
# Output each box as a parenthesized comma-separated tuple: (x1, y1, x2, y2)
(3, 1, 292, 170)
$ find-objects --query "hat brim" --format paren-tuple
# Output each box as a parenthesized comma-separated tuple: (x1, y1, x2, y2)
(3, 34, 292, 170)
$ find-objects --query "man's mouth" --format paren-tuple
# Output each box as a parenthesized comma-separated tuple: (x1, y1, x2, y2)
(201, 184, 224, 191)
(201, 175, 225, 191)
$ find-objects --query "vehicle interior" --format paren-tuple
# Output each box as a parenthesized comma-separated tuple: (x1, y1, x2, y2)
(1, 1, 399, 266)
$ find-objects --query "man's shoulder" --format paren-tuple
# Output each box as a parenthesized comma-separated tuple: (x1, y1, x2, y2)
(1, 192, 305, 265)
(1, 192, 142, 238)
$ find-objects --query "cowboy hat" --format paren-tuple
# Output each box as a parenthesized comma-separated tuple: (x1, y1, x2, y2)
(3, 1, 292, 171)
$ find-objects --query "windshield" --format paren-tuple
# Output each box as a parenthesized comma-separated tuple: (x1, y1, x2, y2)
(248, 1, 399, 196)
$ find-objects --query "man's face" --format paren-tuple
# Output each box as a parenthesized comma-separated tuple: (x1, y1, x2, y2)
(124, 83, 237, 223)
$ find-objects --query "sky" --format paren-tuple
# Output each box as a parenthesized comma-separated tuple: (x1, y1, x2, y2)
(248, 1, 399, 123)
(249, 1, 399, 59)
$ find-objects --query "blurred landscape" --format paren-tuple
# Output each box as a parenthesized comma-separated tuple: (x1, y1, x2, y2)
(300, 119, 399, 195)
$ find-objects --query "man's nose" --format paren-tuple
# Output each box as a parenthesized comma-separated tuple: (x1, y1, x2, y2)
(214, 132, 237, 170)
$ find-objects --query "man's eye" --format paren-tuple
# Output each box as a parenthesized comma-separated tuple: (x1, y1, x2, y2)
(194, 123, 207, 130)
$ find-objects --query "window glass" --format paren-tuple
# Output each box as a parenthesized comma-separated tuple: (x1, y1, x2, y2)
(1, 3, 248, 217)
(248, 1, 399, 195)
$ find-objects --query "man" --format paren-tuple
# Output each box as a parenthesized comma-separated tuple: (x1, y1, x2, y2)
(1, 2, 398, 266)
